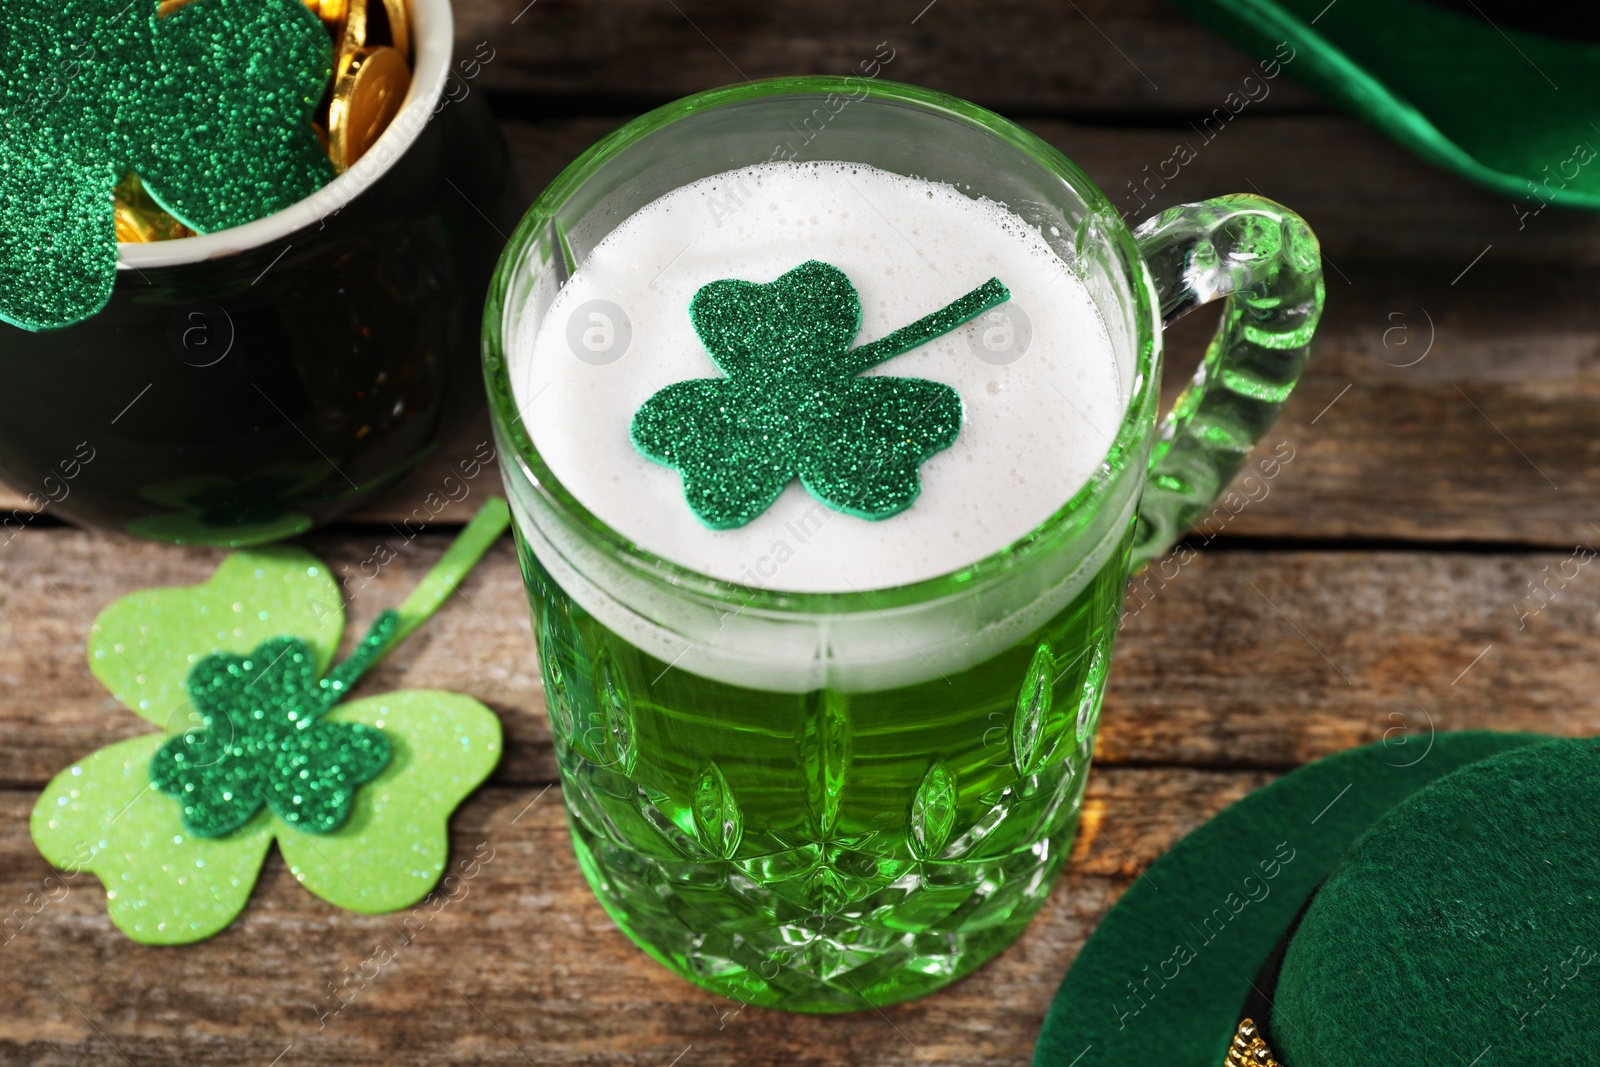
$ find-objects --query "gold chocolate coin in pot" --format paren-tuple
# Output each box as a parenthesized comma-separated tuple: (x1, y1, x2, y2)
(113, 200, 152, 243)
(333, 0, 368, 78)
(112, 173, 194, 243)
(327, 45, 411, 171)
(378, 0, 410, 61)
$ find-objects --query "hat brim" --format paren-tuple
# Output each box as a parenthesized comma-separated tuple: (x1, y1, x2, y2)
(1166, 0, 1600, 210)
(1033, 730, 1549, 1066)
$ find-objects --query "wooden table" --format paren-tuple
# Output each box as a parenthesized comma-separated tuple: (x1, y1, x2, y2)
(6, 2, 1600, 1063)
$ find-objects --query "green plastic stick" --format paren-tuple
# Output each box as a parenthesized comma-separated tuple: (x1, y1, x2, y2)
(392, 496, 511, 647)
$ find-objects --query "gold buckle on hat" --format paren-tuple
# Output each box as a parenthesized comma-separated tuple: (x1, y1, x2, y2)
(1225, 1019, 1281, 1066)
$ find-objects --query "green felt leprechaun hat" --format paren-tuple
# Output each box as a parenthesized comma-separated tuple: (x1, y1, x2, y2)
(1165, 0, 1600, 210)
(1034, 732, 1600, 1065)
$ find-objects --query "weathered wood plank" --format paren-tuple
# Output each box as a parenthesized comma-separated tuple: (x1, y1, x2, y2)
(1104, 546, 1600, 767)
(3, 530, 1596, 791)
(0, 767, 1264, 1066)
(453, 0, 1322, 117)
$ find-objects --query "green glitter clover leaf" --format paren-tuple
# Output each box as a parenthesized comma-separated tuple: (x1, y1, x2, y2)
(149, 615, 398, 838)
(0, 0, 335, 331)
(29, 500, 510, 945)
(630, 260, 1010, 529)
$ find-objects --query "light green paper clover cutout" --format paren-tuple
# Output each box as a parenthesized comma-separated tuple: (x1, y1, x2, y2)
(280, 691, 500, 913)
(32, 693, 500, 943)
(31, 504, 509, 944)
(32, 734, 278, 944)
(87, 546, 344, 731)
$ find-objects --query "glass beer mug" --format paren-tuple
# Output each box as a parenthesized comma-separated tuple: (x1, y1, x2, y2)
(482, 77, 1323, 1012)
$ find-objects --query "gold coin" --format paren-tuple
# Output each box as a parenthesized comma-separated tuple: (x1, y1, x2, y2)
(333, 0, 367, 79)
(378, 0, 409, 61)
(112, 174, 194, 243)
(156, 0, 196, 16)
(114, 200, 153, 243)
(301, 0, 321, 17)
(112, 201, 192, 243)
(327, 45, 411, 171)
(318, 0, 348, 32)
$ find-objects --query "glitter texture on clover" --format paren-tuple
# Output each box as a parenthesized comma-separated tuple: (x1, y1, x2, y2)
(630, 260, 1009, 529)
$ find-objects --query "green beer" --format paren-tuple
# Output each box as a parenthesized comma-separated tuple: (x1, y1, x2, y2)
(484, 79, 1322, 1011)
(522, 524, 1130, 1011)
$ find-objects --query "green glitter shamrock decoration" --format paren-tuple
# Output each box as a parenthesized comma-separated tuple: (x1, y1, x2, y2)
(30, 501, 509, 944)
(150, 616, 398, 838)
(631, 260, 1009, 529)
(0, 0, 335, 331)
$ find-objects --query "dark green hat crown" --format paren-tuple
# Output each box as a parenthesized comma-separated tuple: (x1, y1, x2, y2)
(1270, 738, 1600, 1064)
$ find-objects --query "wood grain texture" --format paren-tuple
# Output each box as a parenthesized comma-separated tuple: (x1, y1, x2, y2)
(0, 768, 1263, 1066)
(451, 0, 1325, 117)
(4, 529, 1595, 793)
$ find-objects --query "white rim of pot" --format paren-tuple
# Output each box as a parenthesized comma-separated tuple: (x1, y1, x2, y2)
(117, 0, 454, 269)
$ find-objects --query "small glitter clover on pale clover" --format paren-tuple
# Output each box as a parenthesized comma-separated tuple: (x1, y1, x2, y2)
(0, 0, 336, 330)
(29, 502, 509, 945)
(150, 617, 399, 839)
(631, 260, 1010, 529)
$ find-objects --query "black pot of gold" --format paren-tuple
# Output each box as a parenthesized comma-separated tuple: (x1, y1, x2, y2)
(0, 0, 518, 544)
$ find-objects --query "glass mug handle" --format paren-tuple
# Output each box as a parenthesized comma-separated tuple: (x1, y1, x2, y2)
(1127, 194, 1324, 570)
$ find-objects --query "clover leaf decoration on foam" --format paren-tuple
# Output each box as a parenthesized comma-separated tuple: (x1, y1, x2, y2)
(0, 0, 336, 330)
(29, 500, 510, 945)
(630, 260, 1010, 529)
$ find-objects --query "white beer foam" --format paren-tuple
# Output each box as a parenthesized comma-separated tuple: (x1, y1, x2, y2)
(512, 160, 1124, 594)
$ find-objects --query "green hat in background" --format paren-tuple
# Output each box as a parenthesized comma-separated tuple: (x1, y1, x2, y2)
(1034, 732, 1600, 1065)
(1166, 0, 1600, 210)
